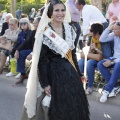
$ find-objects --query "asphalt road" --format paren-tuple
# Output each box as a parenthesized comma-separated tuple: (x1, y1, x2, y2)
(0, 72, 120, 120)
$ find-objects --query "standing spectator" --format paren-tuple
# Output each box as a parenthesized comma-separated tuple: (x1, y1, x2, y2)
(66, 0, 81, 49)
(29, 8, 36, 23)
(106, 0, 120, 24)
(16, 9, 22, 21)
(97, 22, 120, 103)
(0, 13, 13, 36)
(76, 0, 108, 40)
(36, 9, 41, 17)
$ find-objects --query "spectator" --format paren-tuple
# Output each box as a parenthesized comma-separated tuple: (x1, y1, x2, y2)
(20, 13, 34, 30)
(16, 9, 23, 21)
(12, 17, 40, 85)
(11, 18, 31, 85)
(97, 22, 120, 103)
(66, 0, 81, 49)
(0, 13, 13, 36)
(29, 8, 36, 23)
(20, 13, 28, 19)
(36, 9, 41, 17)
(78, 23, 103, 94)
(0, 18, 20, 74)
(76, 0, 108, 40)
(106, 0, 120, 24)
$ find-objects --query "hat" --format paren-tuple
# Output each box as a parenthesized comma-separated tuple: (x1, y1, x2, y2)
(19, 18, 31, 30)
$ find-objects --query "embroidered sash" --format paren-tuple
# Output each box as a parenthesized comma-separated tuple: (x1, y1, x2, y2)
(44, 28, 77, 71)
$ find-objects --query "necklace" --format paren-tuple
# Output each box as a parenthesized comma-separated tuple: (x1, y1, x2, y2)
(49, 23, 63, 35)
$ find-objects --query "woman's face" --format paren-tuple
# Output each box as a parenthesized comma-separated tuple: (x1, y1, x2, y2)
(9, 21, 17, 30)
(33, 19, 39, 30)
(20, 22, 28, 30)
(51, 3, 66, 23)
(113, 24, 120, 36)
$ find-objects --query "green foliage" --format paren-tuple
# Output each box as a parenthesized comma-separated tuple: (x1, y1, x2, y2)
(86, 0, 91, 4)
(21, 3, 43, 14)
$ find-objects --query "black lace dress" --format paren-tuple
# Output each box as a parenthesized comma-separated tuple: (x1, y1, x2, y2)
(38, 25, 90, 120)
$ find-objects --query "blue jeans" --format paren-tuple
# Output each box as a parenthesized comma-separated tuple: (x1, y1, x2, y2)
(17, 49, 32, 74)
(97, 59, 120, 92)
(78, 58, 98, 88)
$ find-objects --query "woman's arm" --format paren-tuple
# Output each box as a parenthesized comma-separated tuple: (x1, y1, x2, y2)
(6, 30, 20, 42)
(17, 30, 35, 51)
(38, 44, 50, 88)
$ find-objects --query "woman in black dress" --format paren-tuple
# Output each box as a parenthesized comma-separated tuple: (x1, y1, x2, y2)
(22, 0, 90, 120)
(38, 0, 90, 120)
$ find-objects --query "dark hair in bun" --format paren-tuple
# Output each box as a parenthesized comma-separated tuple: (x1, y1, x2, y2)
(47, 0, 66, 18)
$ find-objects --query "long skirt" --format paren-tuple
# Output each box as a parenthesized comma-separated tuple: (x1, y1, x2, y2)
(48, 58, 90, 120)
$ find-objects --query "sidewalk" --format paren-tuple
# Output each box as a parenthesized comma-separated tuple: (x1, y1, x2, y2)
(87, 90, 120, 106)
(1, 72, 120, 107)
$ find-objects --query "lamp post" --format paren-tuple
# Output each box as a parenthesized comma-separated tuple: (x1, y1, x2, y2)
(10, 0, 16, 17)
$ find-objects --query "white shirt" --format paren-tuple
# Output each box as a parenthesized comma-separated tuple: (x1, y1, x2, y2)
(82, 5, 107, 35)
(100, 28, 120, 63)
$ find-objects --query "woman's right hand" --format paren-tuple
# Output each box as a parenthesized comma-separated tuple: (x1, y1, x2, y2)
(14, 50, 19, 60)
(108, 22, 115, 30)
(44, 85, 51, 96)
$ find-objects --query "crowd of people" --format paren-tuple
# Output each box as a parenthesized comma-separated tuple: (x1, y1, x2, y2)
(0, 0, 120, 120)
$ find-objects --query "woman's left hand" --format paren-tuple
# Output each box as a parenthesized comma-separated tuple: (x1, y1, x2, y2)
(44, 85, 51, 96)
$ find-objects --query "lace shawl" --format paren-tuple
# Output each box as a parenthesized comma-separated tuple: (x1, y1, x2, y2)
(43, 22, 76, 57)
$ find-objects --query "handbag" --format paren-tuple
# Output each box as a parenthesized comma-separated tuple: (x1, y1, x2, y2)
(80, 51, 103, 61)
(0, 40, 13, 50)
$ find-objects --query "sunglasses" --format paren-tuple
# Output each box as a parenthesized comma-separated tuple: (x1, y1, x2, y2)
(116, 22, 120, 26)
(20, 22, 27, 26)
(90, 29, 93, 32)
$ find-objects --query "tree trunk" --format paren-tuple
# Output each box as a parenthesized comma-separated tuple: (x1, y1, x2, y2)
(10, 0, 16, 17)
(91, 0, 102, 11)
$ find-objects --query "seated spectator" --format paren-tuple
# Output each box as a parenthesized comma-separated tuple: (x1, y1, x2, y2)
(0, 18, 20, 73)
(20, 13, 34, 30)
(20, 13, 28, 19)
(0, 13, 13, 36)
(14, 17, 40, 85)
(78, 23, 104, 94)
(97, 22, 120, 103)
(6, 18, 31, 77)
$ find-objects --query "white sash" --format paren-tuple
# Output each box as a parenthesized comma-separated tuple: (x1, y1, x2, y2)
(44, 28, 70, 55)
(44, 28, 77, 71)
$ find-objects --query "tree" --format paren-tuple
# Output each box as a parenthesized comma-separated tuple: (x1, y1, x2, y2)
(91, 0, 102, 11)
(10, 0, 16, 17)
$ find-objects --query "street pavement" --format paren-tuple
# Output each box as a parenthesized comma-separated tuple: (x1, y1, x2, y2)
(0, 72, 120, 120)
